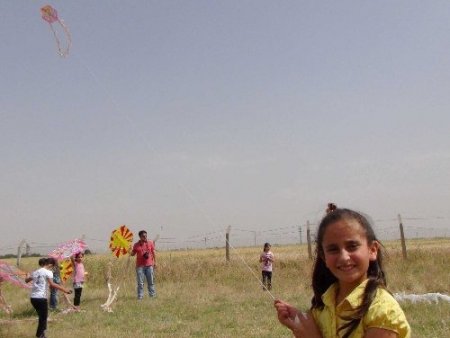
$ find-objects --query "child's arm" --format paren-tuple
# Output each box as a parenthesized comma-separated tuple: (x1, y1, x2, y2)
(47, 278, 72, 294)
(24, 272, 33, 283)
(274, 300, 322, 338)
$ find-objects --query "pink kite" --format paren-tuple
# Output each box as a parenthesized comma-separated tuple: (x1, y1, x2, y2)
(48, 239, 87, 260)
(0, 261, 31, 289)
(40, 5, 72, 57)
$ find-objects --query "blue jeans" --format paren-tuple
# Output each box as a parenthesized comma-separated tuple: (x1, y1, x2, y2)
(136, 265, 156, 299)
(49, 276, 60, 309)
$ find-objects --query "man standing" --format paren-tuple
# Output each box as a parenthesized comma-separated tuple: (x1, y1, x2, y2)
(130, 230, 156, 299)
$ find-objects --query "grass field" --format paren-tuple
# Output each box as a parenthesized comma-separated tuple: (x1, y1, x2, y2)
(0, 238, 449, 337)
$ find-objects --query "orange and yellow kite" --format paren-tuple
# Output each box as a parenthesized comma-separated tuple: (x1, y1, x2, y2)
(109, 225, 133, 258)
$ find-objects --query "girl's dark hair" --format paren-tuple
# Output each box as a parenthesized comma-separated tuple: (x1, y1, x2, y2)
(263, 242, 271, 249)
(45, 257, 57, 266)
(310, 208, 386, 338)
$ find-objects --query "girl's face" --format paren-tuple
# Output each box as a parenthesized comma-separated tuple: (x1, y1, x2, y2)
(264, 246, 270, 252)
(321, 219, 379, 292)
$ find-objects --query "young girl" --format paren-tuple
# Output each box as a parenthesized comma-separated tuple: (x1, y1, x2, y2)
(25, 257, 72, 338)
(260, 242, 274, 291)
(274, 208, 411, 338)
(71, 252, 86, 311)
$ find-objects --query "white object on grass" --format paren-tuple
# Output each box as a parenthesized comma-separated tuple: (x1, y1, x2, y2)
(394, 292, 450, 304)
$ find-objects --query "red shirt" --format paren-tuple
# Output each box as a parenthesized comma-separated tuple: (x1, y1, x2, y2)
(132, 240, 155, 267)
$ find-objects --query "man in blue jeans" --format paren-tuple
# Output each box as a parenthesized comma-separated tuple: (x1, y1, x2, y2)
(130, 230, 157, 299)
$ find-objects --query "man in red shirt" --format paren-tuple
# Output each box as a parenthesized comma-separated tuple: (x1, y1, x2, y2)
(130, 230, 157, 299)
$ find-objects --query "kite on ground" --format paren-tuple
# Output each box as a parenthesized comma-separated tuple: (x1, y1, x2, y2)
(48, 238, 87, 260)
(0, 261, 30, 289)
(109, 225, 133, 258)
(102, 225, 133, 312)
(40, 5, 72, 57)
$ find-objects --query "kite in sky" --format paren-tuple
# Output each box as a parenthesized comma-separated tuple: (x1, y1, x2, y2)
(109, 225, 133, 258)
(0, 261, 30, 289)
(48, 238, 87, 260)
(40, 5, 72, 57)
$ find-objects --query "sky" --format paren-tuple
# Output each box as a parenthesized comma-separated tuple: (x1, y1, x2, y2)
(1, 1, 449, 254)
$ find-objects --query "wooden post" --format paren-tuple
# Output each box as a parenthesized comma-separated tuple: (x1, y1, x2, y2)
(398, 214, 407, 259)
(298, 226, 302, 244)
(16, 239, 26, 267)
(306, 221, 312, 260)
(226, 226, 231, 262)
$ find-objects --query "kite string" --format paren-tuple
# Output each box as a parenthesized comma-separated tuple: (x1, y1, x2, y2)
(225, 235, 276, 301)
(72, 54, 279, 301)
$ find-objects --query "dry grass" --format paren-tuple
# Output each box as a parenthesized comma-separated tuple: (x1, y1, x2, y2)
(0, 238, 449, 337)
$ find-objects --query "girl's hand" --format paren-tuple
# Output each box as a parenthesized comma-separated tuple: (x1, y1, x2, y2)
(274, 300, 301, 331)
(274, 300, 322, 338)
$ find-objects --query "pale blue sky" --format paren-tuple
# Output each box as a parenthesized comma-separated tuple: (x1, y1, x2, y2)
(1, 1, 449, 253)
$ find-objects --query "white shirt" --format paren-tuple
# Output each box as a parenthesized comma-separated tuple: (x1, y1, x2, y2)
(30, 267, 53, 299)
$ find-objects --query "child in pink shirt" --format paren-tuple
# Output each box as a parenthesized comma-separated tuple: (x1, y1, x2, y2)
(71, 252, 86, 310)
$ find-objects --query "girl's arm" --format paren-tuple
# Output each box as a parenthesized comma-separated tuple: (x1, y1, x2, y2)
(47, 278, 72, 294)
(365, 328, 398, 338)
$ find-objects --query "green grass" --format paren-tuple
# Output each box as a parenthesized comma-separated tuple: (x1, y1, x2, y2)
(0, 239, 449, 337)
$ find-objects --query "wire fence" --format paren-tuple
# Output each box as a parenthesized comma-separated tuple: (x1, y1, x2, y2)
(154, 216, 449, 251)
(0, 215, 449, 255)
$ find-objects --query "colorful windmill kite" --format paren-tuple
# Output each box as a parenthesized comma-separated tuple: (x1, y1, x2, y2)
(49, 238, 87, 260)
(59, 259, 74, 283)
(40, 5, 72, 57)
(0, 261, 30, 289)
(109, 225, 133, 258)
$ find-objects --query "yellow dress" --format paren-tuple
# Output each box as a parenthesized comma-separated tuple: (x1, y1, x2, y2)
(311, 280, 411, 338)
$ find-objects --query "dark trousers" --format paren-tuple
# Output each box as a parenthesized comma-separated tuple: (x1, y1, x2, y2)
(30, 298, 48, 337)
(74, 287, 83, 306)
(262, 270, 272, 290)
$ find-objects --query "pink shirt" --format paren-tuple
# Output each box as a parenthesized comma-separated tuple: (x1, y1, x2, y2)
(133, 240, 155, 267)
(74, 261, 85, 283)
(260, 251, 274, 272)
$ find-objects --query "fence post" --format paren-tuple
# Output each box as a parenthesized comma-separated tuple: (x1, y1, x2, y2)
(398, 214, 407, 259)
(226, 225, 231, 262)
(306, 220, 312, 260)
(16, 239, 26, 267)
(298, 226, 302, 244)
